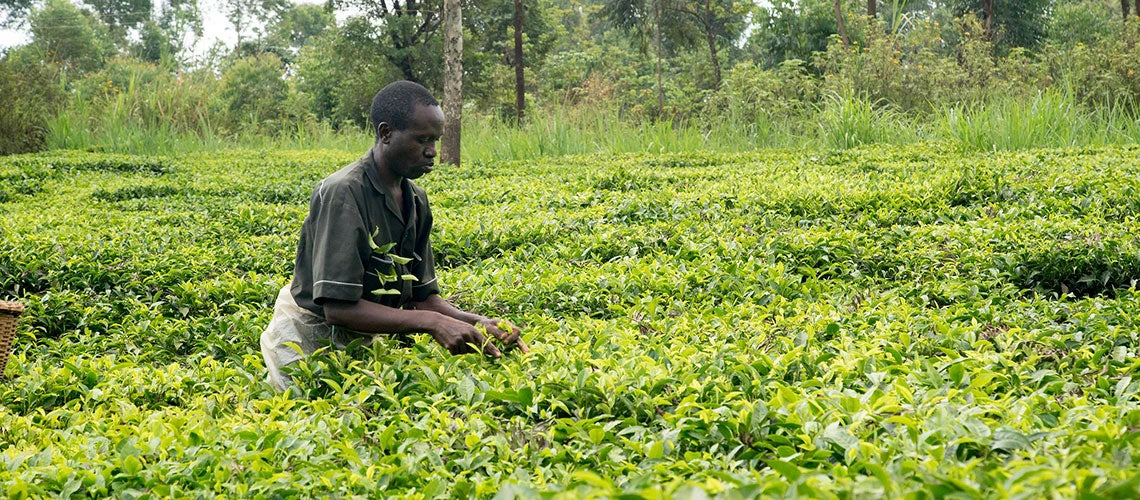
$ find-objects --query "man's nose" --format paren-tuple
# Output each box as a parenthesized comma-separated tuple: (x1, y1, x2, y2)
(424, 142, 437, 158)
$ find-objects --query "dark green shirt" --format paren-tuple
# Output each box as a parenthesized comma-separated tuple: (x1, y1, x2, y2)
(290, 152, 440, 317)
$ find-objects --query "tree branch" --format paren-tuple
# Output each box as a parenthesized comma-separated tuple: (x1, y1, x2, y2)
(661, 3, 706, 28)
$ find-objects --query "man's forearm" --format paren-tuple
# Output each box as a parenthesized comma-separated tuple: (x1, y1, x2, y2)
(410, 294, 484, 325)
(324, 299, 446, 334)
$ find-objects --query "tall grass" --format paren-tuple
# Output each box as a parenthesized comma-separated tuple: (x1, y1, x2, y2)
(47, 106, 368, 156)
(815, 92, 919, 149)
(42, 82, 1139, 160)
(938, 92, 1089, 150)
(458, 106, 804, 162)
(935, 91, 1140, 151)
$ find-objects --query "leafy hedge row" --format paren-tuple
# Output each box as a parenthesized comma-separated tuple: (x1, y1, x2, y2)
(1, 146, 1139, 497)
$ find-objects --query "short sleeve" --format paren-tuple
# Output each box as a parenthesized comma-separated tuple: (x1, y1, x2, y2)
(309, 193, 369, 304)
(411, 202, 440, 301)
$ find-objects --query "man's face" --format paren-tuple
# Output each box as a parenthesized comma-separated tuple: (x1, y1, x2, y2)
(380, 104, 445, 180)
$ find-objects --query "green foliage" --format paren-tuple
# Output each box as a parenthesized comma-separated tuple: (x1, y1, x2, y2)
(1053, 21, 1140, 110)
(219, 53, 309, 134)
(816, 91, 916, 149)
(933, 91, 1139, 151)
(293, 24, 403, 128)
(705, 59, 818, 120)
(222, 0, 288, 56)
(464, 0, 564, 111)
(1046, 0, 1116, 48)
(150, 0, 203, 66)
(236, 2, 333, 65)
(456, 105, 794, 160)
(45, 57, 224, 152)
(947, 0, 1051, 50)
(29, 0, 112, 73)
(9, 0, 1140, 157)
(4, 146, 1140, 496)
(0, 49, 63, 155)
(748, 0, 838, 68)
(83, 0, 153, 43)
(133, 19, 174, 63)
(328, 0, 443, 85)
(815, 14, 1048, 111)
(271, 2, 333, 49)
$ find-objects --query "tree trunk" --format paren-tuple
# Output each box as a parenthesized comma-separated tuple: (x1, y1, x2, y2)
(234, 16, 243, 56)
(834, 0, 850, 46)
(983, 0, 993, 36)
(705, 0, 721, 89)
(1124, 0, 1130, 20)
(706, 29, 721, 89)
(867, 0, 875, 18)
(513, 0, 525, 125)
(654, 0, 663, 116)
(442, 0, 462, 166)
(1135, 0, 1139, 19)
(396, 58, 417, 83)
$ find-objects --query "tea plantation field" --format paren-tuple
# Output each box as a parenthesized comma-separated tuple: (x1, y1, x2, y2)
(2, 146, 1140, 498)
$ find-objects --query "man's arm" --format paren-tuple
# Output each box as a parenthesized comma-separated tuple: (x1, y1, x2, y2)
(324, 299, 504, 357)
(410, 294, 530, 353)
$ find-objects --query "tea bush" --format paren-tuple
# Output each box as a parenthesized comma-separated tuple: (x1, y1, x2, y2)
(1, 146, 1140, 497)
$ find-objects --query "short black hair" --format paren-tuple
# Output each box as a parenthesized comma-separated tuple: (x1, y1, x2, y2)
(370, 81, 439, 136)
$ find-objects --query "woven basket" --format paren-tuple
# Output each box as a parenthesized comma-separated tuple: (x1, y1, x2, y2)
(0, 301, 25, 379)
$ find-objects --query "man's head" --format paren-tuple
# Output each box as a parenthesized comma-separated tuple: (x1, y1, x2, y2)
(371, 81, 440, 137)
(371, 81, 444, 181)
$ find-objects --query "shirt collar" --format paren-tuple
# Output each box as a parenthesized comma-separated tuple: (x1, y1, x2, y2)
(362, 149, 387, 196)
(362, 150, 420, 199)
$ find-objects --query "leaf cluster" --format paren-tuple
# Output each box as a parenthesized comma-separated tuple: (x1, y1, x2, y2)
(2, 146, 1140, 496)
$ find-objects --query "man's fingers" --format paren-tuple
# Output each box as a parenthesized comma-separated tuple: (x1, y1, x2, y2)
(444, 320, 523, 358)
(485, 320, 525, 351)
(483, 323, 520, 347)
(501, 330, 520, 345)
(507, 325, 526, 353)
(471, 332, 501, 358)
(482, 339, 502, 358)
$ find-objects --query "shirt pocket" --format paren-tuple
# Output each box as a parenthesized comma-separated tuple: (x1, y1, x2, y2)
(365, 254, 402, 306)
(394, 257, 416, 303)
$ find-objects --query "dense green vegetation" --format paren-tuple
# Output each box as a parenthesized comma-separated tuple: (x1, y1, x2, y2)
(3, 146, 1140, 496)
(3, 0, 1140, 155)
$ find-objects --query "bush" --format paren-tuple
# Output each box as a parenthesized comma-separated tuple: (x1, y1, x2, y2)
(220, 54, 309, 134)
(1054, 23, 1140, 110)
(294, 26, 401, 129)
(1046, 0, 1115, 48)
(703, 59, 817, 121)
(0, 49, 63, 155)
(814, 15, 1048, 111)
(817, 16, 963, 110)
(28, 0, 111, 74)
(45, 57, 222, 151)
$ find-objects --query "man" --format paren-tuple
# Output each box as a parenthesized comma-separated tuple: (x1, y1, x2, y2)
(260, 81, 528, 391)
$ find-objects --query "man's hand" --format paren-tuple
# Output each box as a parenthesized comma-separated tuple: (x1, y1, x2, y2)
(476, 318, 530, 354)
(428, 314, 502, 358)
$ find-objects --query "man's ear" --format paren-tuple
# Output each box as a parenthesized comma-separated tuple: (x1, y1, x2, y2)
(377, 122, 392, 144)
